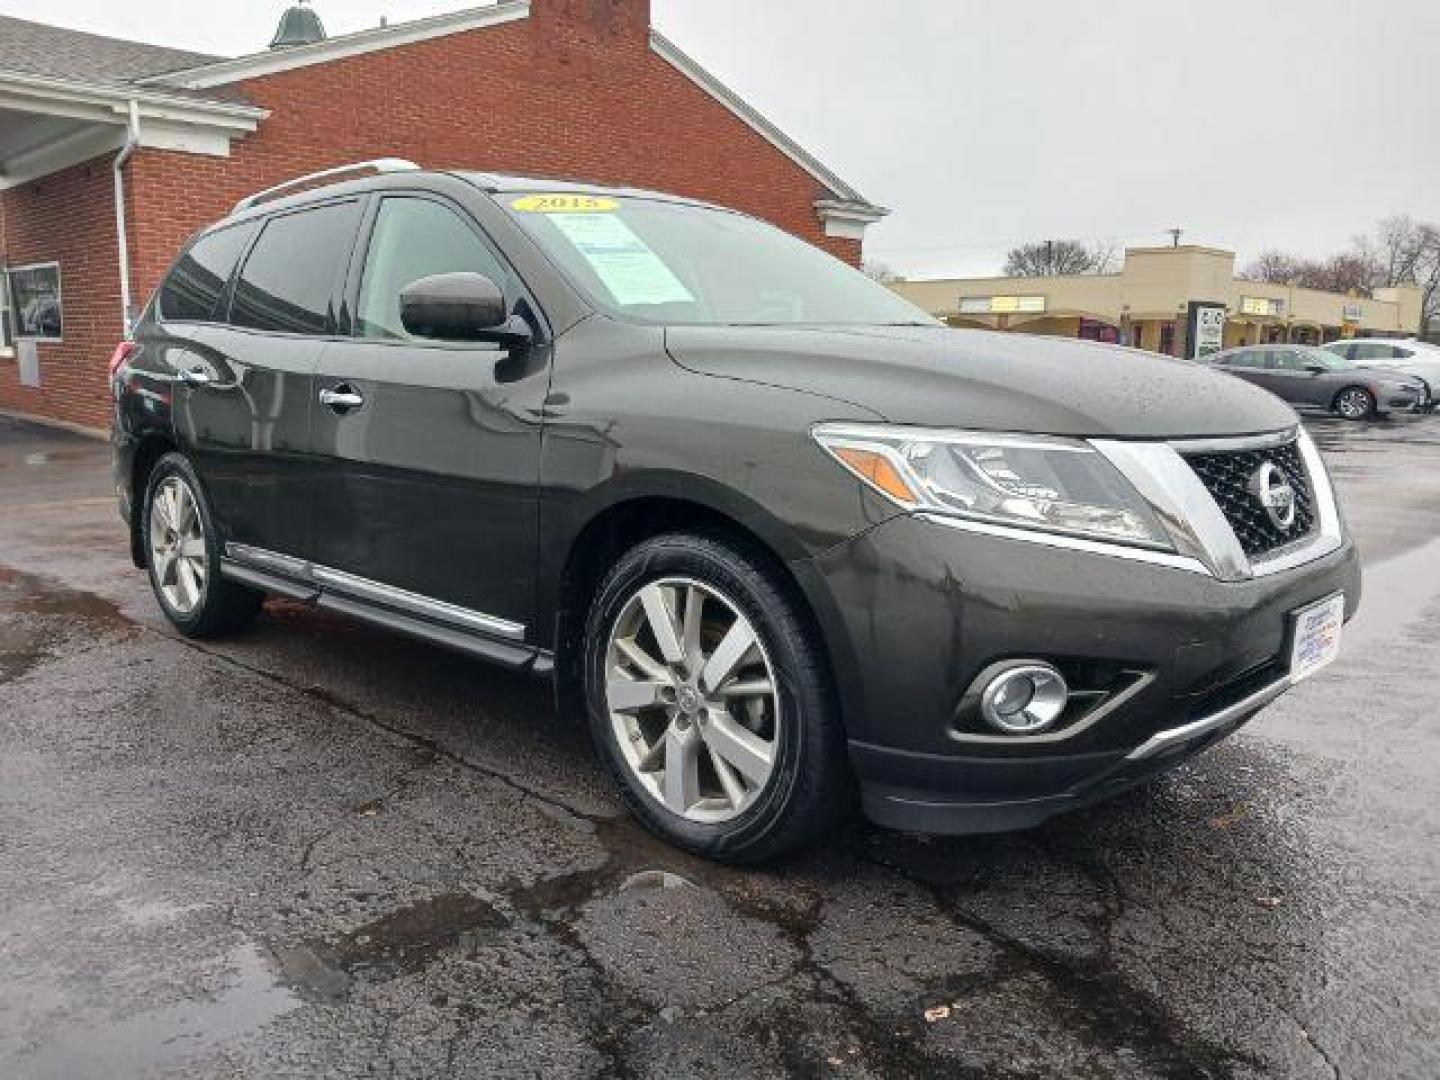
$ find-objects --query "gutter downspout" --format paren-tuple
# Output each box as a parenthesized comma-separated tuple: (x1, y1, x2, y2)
(113, 99, 140, 338)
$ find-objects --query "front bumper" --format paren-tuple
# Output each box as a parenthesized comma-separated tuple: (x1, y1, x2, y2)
(799, 513, 1361, 835)
(1380, 386, 1428, 413)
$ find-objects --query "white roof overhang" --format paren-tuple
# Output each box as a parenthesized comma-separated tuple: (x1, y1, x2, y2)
(0, 71, 266, 189)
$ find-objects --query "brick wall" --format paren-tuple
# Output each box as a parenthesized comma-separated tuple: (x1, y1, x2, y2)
(0, 158, 126, 429)
(2, 0, 863, 428)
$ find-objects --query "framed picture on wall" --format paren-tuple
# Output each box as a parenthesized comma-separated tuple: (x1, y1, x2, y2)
(8, 262, 63, 340)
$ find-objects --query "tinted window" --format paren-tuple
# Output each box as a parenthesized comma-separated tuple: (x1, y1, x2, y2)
(1355, 343, 1397, 361)
(1273, 350, 1306, 371)
(1327, 343, 1357, 361)
(356, 197, 514, 341)
(160, 224, 257, 323)
(230, 202, 362, 335)
(1227, 349, 1264, 369)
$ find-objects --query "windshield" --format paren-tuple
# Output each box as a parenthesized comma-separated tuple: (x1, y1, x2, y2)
(504, 192, 936, 327)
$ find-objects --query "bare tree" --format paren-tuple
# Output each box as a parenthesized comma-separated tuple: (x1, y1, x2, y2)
(1243, 250, 1376, 295)
(1358, 216, 1440, 328)
(1243, 250, 1307, 284)
(1003, 240, 1105, 277)
(1089, 241, 1121, 274)
(862, 260, 903, 285)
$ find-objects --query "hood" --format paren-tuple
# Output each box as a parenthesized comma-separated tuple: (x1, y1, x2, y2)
(664, 325, 1298, 438)
(1361, 363, 1433, 386)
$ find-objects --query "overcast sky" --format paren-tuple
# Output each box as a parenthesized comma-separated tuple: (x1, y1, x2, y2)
(5, 0, 1437, 278)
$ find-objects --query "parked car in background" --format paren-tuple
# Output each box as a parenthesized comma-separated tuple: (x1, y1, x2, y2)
(1324, 338, 1440, 405)
(113, 164, 1360, 861)
(1207, 344, 1429, 420)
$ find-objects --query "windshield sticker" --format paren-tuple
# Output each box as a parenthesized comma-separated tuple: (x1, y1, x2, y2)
(547, 212, 696, 307)
(512, 194, 620, 214)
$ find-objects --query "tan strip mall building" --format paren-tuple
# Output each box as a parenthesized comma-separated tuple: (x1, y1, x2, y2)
(893, 245, 1424, 357)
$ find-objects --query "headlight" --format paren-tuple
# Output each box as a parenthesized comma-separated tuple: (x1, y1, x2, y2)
(813, 423, 1171, 549)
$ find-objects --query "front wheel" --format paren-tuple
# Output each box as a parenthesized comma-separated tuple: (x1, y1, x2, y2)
(583, 532, 851, 862)
(1333, 386, 1376, 420)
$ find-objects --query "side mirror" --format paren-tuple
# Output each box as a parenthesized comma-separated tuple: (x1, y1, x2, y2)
(399, 272, 531, 346)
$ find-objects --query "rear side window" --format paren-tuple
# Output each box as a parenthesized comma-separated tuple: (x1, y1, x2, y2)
(1355, 343, 1398, 361)
(159, 223, 256, 323)
(230, 201, 362, 335)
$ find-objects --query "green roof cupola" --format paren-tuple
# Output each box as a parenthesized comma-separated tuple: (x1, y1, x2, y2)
(269, 1, 326, 50)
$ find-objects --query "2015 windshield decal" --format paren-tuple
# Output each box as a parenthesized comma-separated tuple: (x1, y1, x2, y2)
(512, 194, 620, 214)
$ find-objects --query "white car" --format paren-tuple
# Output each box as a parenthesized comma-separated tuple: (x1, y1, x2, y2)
(1323, 339, 1440, 409)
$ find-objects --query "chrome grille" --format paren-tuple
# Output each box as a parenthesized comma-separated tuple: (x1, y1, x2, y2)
(1182, 441, 1316, 557)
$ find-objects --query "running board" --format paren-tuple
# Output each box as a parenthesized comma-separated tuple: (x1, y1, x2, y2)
(219, 548, 551, 677)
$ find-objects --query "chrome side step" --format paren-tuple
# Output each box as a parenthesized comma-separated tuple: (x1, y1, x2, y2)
(220, 544, 549, 676)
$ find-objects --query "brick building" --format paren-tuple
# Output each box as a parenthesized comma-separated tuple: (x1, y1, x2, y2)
(0, 0, 885, 430)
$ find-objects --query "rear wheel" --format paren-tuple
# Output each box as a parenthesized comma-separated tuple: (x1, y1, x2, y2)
(584, 532, 851, 862)
(1333, 386, 1375, 420)
(143, 453, 262, 638)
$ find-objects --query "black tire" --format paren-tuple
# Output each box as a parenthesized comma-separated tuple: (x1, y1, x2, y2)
(142, 452, 263, 638)
(583, 531, 852, 863)
(1333, 386, 1376, 421)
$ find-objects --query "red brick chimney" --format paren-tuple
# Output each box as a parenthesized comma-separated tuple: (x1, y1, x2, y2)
(530, 0, 652, 43)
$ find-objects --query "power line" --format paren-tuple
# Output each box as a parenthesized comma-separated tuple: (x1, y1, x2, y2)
(866, 231, 1194, 257)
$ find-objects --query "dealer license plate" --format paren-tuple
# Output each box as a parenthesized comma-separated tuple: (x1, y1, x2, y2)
(1289, 593, 1345, 683)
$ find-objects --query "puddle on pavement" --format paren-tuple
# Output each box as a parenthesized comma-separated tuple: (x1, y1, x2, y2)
(12, 941, 297, 1080)
(274, 893, 509, 1003)
(619, 870, 699, 893)
(1, 562, 132, 628)
(0, 564, 136, 685)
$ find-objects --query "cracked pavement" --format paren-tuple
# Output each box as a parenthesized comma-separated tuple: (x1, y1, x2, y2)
(0, 412, 1437, 1079)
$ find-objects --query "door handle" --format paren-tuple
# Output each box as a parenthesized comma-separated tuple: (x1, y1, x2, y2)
(319, 384, 365, 413)
(177, 367, 212, 387)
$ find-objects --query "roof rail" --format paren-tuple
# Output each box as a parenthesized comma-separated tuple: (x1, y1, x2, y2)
(231, 159, 421, 214)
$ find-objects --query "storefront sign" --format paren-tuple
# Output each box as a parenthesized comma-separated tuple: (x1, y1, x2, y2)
(958, 294, 1046, 315)
(1186, 301, 1226, 360)
(1239, 295, 1285, 318)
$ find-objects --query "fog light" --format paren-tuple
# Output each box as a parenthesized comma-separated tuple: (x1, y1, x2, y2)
(980, 663, 1068, 735)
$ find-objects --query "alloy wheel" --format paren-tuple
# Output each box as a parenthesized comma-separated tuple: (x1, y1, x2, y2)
(1336, 389, 1372, 420)
(604, 577, 780, 824)
(149, 476, 208, 614)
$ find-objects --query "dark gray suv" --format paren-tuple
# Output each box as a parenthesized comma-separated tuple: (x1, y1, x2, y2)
(112, 162, 1360, 861)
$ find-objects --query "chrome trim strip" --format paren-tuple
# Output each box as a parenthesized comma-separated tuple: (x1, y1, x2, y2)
(1126, 674, 1293, 762)
(310, 566, 527, 641)
(951, 665, 1157, 746)
(219, 559, 319, 603)
(915, 513, 1212, 575)
(224, 543, 526, 641)
(1167, 427, 1300, 454)
(814, 422, 1091, 452)
(227, 543, 310, 579)
(1091, 439, 1249, 581)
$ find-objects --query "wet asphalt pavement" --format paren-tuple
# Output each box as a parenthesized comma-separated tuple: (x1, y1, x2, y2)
(1, 412, 1437, 1080)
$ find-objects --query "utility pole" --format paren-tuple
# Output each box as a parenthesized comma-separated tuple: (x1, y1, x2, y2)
(1168, 228, 1184, 248)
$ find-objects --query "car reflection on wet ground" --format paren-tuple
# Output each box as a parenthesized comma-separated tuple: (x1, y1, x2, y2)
(1, 413, 1437, 1079)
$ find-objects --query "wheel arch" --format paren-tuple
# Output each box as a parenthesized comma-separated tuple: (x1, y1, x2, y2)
(548, 488, 850, 738)
(128, 434, 180, 567)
